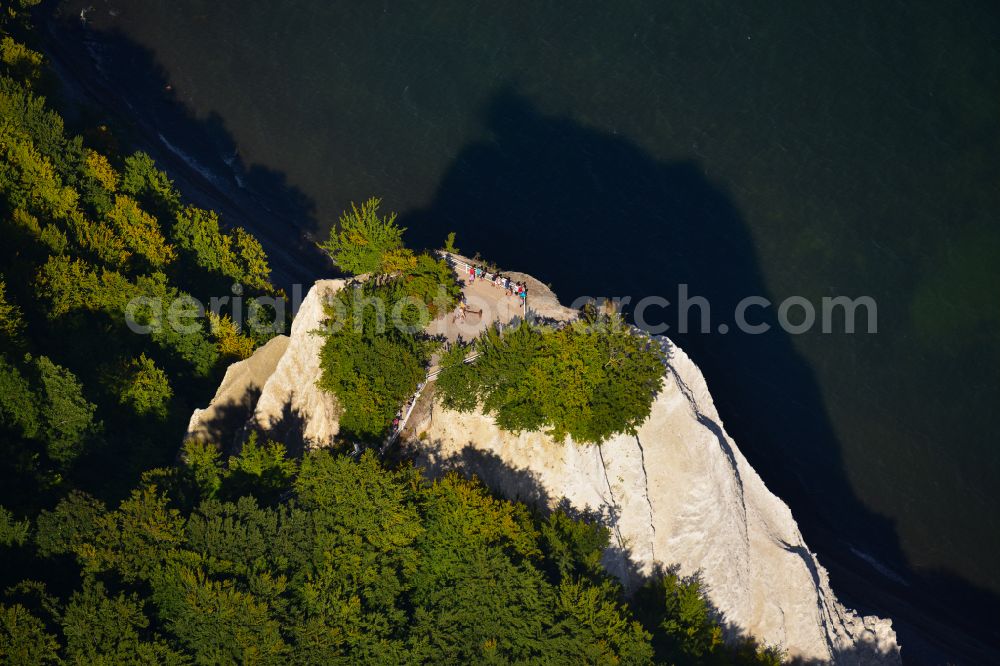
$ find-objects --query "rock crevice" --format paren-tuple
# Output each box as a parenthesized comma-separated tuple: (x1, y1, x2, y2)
(634, 434, 657, 564)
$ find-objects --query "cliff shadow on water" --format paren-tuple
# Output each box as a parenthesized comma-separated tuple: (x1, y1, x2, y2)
(400, 90, 1000, 662)
(39, 13, 330, 291)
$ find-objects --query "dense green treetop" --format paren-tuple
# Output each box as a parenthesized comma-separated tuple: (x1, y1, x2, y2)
(317, 278, 438, 442)
(318, 196, 412, 276)
(437, 313, 666, 443)
(111, 353, 173, 421)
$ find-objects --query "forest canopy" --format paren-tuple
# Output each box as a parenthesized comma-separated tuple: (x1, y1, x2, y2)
(318, 196, 413, 276)
(2, 442, 779, 664)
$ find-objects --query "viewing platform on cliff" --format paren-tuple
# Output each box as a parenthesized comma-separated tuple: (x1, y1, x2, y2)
(425, 252, 578, 344)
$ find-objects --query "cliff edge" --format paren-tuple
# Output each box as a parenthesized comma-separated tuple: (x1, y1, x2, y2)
(186, 277, 900, 663)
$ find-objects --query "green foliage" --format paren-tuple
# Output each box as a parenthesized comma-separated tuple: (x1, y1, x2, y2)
(319, 197, 409, 275)
(0, 603, 59, 665)
(34, 490, 106, 558)
(317, 280, 435, 442)
(180, 439, 222, 501)
(131, 275, 220, 377)
(406, 473, 549, 661)
(434, 342, 480, 412)
(82, 149, 118, 192)
(62, 579, 182, 665)
(0, 38, 43, 87)
(541, 315, 666, 442)
(208, 311, 256, 361)
(172, 205, 235, 274)
(31, 355, 99, 466)
(0, 122, 78, 219)
(400, 252, 461, 318)
(105, 194, 176, 268)
(0, 355, 38, 439)
(17, 442, 788, 664)
(539, 509, 609, 581)
(462, 322, 549, 434)
(64, 210, 133, 268)
(287, 451, 653, 663)
(231, 226, 272, 290)
(34, 255, 127, 316)
(0, 505, 30, 547)
(114, 353, 173, 420)
(223, 434, 297, 503)
(8, 207, 68, 255)
(151, 564, 289, 664)
(443, 230, 459, 253)
(35, 257, 221, 376)
(179, 436, 296, 506)
(437, 316, 665, 443)
(554, 578, 656, 664)
(78, 485, 185, 583)
(657, 571, 723, 659)
(172, 205, 273, 289)
(293, 451, 423, 658)
(0, 76, 82, 179)
(120, 151, 181, 215)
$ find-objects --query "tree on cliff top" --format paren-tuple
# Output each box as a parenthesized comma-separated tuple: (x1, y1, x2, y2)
(318, 197, 412, 275)
(317, 280, 434, 442)
(436, 314, 665, 444)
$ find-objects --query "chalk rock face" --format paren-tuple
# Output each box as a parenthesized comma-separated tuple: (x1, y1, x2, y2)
(250, 279, 345, 449)
(407, 337, 900, 663)
(185, 335, 290, 451)
(185, 279, 345, 451)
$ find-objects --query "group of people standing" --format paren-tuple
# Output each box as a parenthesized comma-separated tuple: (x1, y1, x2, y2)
(467, 264, 528, 306)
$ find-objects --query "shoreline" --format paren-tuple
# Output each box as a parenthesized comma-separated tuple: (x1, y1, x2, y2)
(39, 12, 330, 294)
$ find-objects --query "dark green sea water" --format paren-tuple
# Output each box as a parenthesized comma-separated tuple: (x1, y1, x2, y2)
(54, 0, 1000, 655)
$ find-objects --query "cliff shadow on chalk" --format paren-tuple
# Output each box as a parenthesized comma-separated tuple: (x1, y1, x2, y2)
(417, 441, 554, 508)
(410, 438, 869, 662)
(249, 401, 312, 460)
(415, 440, 635, 554)
(185, 385, 263, 456)
(400, 90, 1000, 660)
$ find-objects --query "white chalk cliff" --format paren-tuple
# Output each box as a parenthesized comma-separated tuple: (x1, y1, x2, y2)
(186, 279, 345, 452)
(186, 278, 900, 663)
